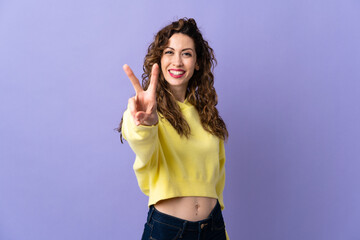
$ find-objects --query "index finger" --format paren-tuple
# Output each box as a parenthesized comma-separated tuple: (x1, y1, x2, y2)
(148, 63, 159, 95)
(123, 64, 142, 94)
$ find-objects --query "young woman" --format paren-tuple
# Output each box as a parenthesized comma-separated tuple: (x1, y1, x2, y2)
(118, 18, 229, 240)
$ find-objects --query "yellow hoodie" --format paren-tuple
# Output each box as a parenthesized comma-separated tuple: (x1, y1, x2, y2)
(122, 99, 226, 211)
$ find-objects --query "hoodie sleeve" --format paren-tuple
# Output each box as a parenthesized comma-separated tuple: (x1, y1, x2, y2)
(121, 107, 159, 169)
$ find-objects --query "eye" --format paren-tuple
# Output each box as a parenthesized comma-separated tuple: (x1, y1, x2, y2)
(183, 52, 192, 57)
(164, 50, 173, 54)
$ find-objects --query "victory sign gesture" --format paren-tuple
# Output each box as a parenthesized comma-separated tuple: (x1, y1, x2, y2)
(123, 63, 159, 126)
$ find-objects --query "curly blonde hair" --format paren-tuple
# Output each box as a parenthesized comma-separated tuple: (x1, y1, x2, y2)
(118, 17, 228, 142)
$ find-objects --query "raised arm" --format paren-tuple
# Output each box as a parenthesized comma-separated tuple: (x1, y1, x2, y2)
(121, 64, 160, 166)
(123, 63, 159, 126)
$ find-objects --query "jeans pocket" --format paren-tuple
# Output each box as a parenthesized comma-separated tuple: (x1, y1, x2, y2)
(150, 220, 181, 240)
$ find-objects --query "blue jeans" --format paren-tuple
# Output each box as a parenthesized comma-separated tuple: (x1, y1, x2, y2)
(141, 200, 226, 240)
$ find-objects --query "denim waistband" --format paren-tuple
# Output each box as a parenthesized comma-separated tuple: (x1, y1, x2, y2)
(146, 200, 222, 232)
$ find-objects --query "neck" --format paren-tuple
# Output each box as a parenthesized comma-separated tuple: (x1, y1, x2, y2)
(170, 86, 187, 103)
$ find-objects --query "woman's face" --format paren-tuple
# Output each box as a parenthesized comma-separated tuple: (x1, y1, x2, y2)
(160, 33, 199, 94)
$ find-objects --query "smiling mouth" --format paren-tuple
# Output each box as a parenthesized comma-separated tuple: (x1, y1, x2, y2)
(169, 70, 185, 78)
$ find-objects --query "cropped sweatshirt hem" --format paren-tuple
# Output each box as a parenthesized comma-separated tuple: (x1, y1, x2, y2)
(149, 180, 220, 208)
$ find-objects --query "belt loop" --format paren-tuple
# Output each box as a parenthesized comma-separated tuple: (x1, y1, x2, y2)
(147, 205, 155, 224)
(179, 220, 187, 238)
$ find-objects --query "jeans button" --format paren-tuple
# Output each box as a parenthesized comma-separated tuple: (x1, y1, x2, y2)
(200, 223, 208, 229)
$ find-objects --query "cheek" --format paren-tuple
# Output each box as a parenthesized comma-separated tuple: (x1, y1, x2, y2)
(188, 59, 197, 70)
(161, 66, 167, 76)
(160, 66, 169, 80)
(160, 62, 166, 73)
(160, 59, 168, 72)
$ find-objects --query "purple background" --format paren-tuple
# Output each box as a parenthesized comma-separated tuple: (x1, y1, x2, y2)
(1, 0, 359, 239)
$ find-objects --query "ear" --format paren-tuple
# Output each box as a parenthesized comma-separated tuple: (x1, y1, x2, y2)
(195, 63, 200, 71)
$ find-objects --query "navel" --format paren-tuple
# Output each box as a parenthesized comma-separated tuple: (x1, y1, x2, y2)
(194, 200, 200, 216)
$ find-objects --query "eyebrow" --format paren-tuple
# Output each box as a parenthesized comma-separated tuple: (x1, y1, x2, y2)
(165, 47, 194, 52)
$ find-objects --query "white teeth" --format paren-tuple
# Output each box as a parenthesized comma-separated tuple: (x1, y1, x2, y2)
(169, 70, 185, 75)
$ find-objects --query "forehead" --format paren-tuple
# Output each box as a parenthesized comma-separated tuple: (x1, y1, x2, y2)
(166, 33, 195, 50)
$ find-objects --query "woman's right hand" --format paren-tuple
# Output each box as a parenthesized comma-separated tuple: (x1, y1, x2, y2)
(123, 63, 159, 126)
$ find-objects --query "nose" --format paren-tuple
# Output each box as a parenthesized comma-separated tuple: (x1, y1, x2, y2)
(173, 53, 184, 67)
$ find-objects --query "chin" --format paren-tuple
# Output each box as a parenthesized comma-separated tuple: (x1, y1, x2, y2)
(165, 79, 188, 87)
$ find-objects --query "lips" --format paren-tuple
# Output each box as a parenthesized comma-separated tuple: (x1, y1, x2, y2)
(168, 69, 185, 78)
